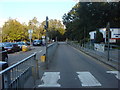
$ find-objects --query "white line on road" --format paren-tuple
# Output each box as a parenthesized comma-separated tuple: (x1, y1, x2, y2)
(39, 50, 42, 53)
(38, 72, 61, 87)
(106, 71, 120, 80)
(34, 50, 42, 54)
(77, 72, 102, 87)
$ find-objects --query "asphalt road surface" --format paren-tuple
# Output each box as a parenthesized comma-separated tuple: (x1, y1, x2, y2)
(36, 42, 120, 88)
(8, 46, 46, 66)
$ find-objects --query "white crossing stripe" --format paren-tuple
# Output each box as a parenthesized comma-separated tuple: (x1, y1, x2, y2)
(106, 71, 120, 80)
(38, 72, 61, 87)
(77, 72, 102, 87)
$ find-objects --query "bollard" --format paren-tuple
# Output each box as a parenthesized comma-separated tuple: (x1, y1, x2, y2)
(22, 45, 28, 52)
(40, 54, 46, 62)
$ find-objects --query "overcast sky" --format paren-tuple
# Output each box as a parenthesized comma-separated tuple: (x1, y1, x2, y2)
(0, 0, 78, 27)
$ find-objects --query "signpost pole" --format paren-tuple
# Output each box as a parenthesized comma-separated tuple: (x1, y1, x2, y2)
(30, 33, 32, 46)
(28, 30, 33, 46)
(106, 22, 110, 61)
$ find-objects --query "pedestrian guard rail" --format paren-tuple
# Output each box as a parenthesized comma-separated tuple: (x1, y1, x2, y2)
(47, 42, 58, 63)
(0, 50, 8, 62)
(67, 41, 119, 70)
(0, 52, 39, 89)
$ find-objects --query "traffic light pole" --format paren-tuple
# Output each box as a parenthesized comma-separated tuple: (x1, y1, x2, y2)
(45, 16, 49, 69)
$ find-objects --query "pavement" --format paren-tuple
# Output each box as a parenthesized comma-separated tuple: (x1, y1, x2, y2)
(70, 44, 120, 71)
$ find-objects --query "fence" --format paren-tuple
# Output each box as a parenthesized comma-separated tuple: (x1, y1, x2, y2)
(0, 52, 39, 89)
(0, 50, 8, 62)
(47, 42, 58, 63)
(67, 41, 120, 70)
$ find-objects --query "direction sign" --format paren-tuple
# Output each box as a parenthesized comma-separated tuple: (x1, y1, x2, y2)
(42, 36, 45, 39)
(28, 30, 33, 33)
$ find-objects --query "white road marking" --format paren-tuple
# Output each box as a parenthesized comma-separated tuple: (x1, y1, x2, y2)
(39, 50, 42, 53)
(77, 72, 102, 87)
(38, 72, 61, 87)
(106, 71, 120, 80)
(34, 52, 37, 54)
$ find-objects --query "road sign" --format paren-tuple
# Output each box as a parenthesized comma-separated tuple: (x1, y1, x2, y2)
(110, 39, 116, 43)
(42, 36, 45, 39)
(28, 30, 33, 33)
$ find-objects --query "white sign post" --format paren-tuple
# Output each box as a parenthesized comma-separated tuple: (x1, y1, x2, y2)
(28, 30, 33, 46)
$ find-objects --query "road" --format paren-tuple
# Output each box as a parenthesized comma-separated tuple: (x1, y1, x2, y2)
(8, 46, 46, 66)
(36, 42, 119, 88)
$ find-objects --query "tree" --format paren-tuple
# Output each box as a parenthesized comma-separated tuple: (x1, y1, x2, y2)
(2, 18, 28, 42)
(95, 30, 104, 43)
(62, 2, 120, 42)
(44, 19, 66, 41)
(28, 17, 40, 40)
(2, 17, 65, 42)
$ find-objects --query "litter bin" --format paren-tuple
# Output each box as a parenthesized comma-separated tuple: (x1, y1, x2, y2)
(22, 45, 28, 52)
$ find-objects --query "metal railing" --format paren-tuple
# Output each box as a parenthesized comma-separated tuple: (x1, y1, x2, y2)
(47, 42, 58, 63)
(67, 41, 120, 70)
(0, 50, 8, 62)
(0, 52, 39, 89)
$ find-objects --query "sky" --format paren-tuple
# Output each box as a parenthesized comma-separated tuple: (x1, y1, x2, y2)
(0, 0, 79, 27)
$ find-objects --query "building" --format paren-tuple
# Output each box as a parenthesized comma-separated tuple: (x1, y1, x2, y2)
(89, 28, 120, 44)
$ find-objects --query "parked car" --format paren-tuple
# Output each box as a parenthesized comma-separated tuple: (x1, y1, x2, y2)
(0, 47, 8, 62)
(3, 42, 20, 53)
(26, 41, 30, 45)
(16, 42, 28, 50)
(11, 43, 21, 52)
(3, 42, 14, 53)
(0, 43, 4, 47)
(33, 40, 42, 46)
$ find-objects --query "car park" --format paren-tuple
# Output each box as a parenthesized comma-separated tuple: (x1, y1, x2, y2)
(33, 40, 42, 46)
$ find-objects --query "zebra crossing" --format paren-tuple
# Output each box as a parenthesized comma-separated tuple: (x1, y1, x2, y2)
(38, 72, 61, 87)
(106, 71, 120, 80)
(77, 72, 101, 87)
(38, 71, 119, 88)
